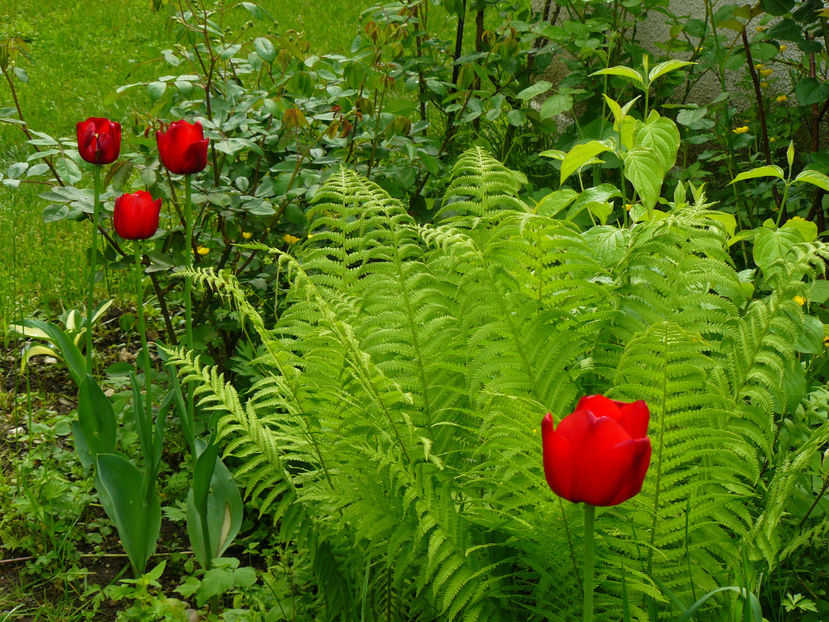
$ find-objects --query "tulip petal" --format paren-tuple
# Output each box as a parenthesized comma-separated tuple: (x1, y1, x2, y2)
(575, 414, 634, 506)
(554, 407, 595, 444)
(608, 438, 652, 506)
(576, 395, 623, 420)
(541, 414, 575, 501)
(617, 400, 650, 439)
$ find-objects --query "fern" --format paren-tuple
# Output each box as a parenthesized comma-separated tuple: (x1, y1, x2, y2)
(168, 148, 829, 620)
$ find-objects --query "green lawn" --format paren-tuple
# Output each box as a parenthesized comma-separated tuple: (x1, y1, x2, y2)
(0, 0, 370, 332)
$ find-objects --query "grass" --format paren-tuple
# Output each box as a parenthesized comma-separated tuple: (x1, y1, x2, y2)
(0, 0, 371, 334)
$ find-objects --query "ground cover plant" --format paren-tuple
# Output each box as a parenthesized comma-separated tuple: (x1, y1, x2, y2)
(2, 0, 829, 620)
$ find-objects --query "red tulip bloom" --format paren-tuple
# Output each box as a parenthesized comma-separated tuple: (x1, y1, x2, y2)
(76, 117, 121, 165)
(156, 120, 209, 175)
(113, 191, 161, 240)
(541, 395, 651, 507)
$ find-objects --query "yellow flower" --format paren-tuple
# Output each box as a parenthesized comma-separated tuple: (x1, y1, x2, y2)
(694, 45, 704, 53)
(791, 216, 805, 221)
(754, 63, 764, 71)
(197, 246, 209, 256)
(794, 295, 807, 306)
(732, 126, 749, 134)
(242, 231, 252, 240)
(756, 25, 768, 32)
(824, 335, 829, 347)
(779, 44, 787, 53)
(760, 68, 773, 77)
(283, 234, 300, 244)
(760, 81, 769, 89)
(625, 203, 633, 211)
(776, 94, 788, 103)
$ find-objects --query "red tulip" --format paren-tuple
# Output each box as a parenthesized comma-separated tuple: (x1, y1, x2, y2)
(541, 395, 651, 507)
(76, 117, 121, 165)
(113, 191, 161, 240)
(156, 120, 209, 175)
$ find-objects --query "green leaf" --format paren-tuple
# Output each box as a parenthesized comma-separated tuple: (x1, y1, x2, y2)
(795, 78, 829, 107)
(241, 2, 272, 21)
(560, 140, 611, 186)
(633, 114, 680, 172)
(55, 158, 82, 185)
(781, 217, 818, 242)
(761, 0, 794, 16)
(809, 280, 829, 303)
(535, 189, 578, 217)
(539, 93, 573, 119)
(624, 148, 663, 210)
(253, 37, 276, 63)
(793, 169, 829, 192)
(516, 80, 552, 101)
(147, 81, 167, 101)
(22, 319, 86, 385)
(590, 66, 645, 86)
(647, 60, 695, 84)
(95, 453, 161, 575)
(753, 227, 801, 272)
(186, 440, 244, 569)
(730, 165, 785, 184)
(77, 375, 117, 467)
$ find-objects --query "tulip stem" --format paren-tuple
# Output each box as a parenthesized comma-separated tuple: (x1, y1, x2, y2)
(85, 165, 102, 372)
(134, 242, 152, 436)
(184, 174, 195, 424)
(583, 504, 595, 622)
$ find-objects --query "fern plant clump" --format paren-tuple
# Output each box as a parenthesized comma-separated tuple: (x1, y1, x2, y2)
(167, 147, 829, 621)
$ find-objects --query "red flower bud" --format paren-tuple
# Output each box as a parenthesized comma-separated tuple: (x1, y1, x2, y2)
(541, 395, 651, 507)
(76, 117, 121, 165)
(156, 120, 209, 175)
(113, 191, 161, 240)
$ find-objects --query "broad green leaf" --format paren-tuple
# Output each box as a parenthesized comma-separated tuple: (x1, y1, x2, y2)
(705, 212, 737, 237)
(535, 189, 577, 216)
(753, 227, 801, 272)
(647, 60, 695, 84)
(253, 37, 276, 63)
(590, 66, 645, 86)
(633, 115, 680, 171)
(186, 440, 244, 569)
(793, 169, 829, 192)
(782, 217, 818, 243)
(539, 93, 573, 119)
(147, 81, 166, 100)
(539, 149, 565, 160)
(96, 453, 161, 574)
(795, 78, 829, 107)
(560, 140, 612, 186)
(517, 80, 552, 101)
(77, 375, 117, 466)
(730, 165, 785, 184)
(55, 158, 82, 185)
(241, 1, 273, 21)
(22, 319, 86, 386)
(624, 148, 663, 210)
(809, 279, 829, 303)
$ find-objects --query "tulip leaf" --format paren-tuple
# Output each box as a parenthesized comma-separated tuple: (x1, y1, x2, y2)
(95, 453, 161, 575)
(77, 374, 117, 468)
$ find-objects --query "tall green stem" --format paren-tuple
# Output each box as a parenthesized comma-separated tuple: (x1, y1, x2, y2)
(583, 504, 595, 622)
(135, 242, 152, 429)
(184, 175, 195, 422)
(85, 166, 102, 372)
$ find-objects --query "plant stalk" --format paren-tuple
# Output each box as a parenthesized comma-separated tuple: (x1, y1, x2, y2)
(184, 174, 195, 423)
(135, 241, 152, 434)
(583, 503, 595, 622)
(86, 166, 102, 372)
